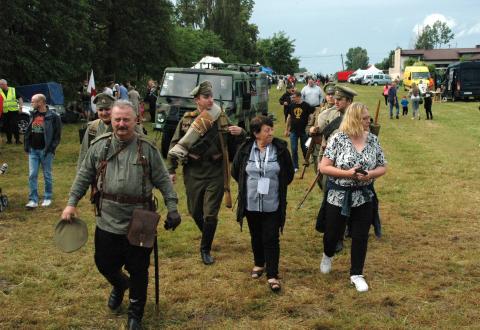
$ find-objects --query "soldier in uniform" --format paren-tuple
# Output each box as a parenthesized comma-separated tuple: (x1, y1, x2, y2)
(61, 100, 180, 330)
(77, 93, 145, 170)
(305, 83, 336, 180)
(168, 81, 245, 265)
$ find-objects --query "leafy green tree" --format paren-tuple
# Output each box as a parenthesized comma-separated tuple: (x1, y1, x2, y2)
(345, 47, 369, 70)
(1, 0, 93, 85)
(172, 27, 226, 67)
(415, 20, 454, 49)
(375, 50, 395, 70)
(256, 32, 299, 74)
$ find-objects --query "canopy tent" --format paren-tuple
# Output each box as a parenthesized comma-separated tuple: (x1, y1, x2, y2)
(353, 65, 383, 76)
(16, 82, 64, 105)
(192, 56, 224, 69)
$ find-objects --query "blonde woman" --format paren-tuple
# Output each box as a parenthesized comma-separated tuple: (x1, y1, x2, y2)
(318, 102, 386, 292)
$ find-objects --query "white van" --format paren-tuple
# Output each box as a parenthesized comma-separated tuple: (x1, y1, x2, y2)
(362, 73, 391, 86)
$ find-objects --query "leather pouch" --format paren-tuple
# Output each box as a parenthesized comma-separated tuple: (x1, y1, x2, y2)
(127, 208, 160, 248)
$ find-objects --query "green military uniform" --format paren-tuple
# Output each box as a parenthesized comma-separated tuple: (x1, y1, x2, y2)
(77, 93, 145, 171)
(168, 109, 244, 264)
(68, 132, 178, 326)
(70, 132, 177, 232)
(304, 83, 337, 188)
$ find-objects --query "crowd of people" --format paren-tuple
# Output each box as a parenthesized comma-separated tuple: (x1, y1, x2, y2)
(383, 80, 434, 120)
(2, 77, 387, 329)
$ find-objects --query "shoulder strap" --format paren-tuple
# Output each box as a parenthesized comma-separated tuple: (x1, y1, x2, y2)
(137, 137, 155, 210)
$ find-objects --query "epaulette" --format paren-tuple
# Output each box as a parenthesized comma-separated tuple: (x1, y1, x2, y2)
(138, 134, 157, 149)
(90, 132, 113, 145)
(183, 110, 199, 118)
(87, 119, 101, 134)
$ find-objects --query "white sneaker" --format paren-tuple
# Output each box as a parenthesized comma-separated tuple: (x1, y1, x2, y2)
(41, 199, 52, 207)
(350, 275, 369, 292)
(25, 201, 38, 208)
(320, 253, 332, 274)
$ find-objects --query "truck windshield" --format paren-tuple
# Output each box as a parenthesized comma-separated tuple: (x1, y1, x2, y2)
(160, 72, 198, 98)
(160, 72, 233, 101)
(412, 72, 430, 80)
(199, 74, 233, 101)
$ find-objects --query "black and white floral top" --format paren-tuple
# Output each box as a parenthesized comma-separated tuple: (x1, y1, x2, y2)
(323, 132, 386, 207)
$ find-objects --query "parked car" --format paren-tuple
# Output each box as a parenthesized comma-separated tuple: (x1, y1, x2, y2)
(348, 73, 363, 84)
(363, 74, 392, 86)
(16, 82, 65, 133)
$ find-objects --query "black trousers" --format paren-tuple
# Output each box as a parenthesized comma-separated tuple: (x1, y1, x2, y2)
(402, 106, 408, 115)
(425, 104, 433, 119)
(246, 210, 280, 279)
(3, 111, 19, 142)
(323, 202, 372, 275)
(94, 227, 152, 313)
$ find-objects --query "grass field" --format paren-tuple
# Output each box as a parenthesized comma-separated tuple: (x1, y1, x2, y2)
(1, 84, 480, 329)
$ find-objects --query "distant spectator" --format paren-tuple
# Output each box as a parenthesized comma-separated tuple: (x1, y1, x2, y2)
(382, 83, 390, 106)
(144, 79, 158, 123)
(387, 82, 400, 119)
(400, 95, 409, 116)
(128, 85, 141, 117)
(119, 82, 129, 100)
(279, 84, 295, 122)
(301, 77, 324, 108)
(0, 79, 23, 144)
(78, 79, 92, 120)
(410, 83, 421, 120)
(423, 86, 433, 120)
(103, 81, 114, 96)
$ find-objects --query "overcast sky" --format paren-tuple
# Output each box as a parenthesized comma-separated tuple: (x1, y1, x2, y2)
(250, 0, 480, 74)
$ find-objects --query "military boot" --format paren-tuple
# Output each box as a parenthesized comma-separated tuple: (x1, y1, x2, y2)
(107, 272, 130, 311)
(200, 221, 217, 265)
(127, 299, 145, 330)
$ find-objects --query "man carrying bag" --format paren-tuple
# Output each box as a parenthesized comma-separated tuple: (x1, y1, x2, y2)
(61, 100, 180, 330)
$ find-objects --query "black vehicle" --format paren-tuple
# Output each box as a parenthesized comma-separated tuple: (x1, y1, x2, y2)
(443, 61, 480, 101)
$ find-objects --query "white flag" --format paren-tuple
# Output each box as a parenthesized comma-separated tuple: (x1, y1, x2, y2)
(87, 70, 96, 113)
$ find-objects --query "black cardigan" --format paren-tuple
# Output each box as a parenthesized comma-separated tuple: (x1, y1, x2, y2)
(231, 137, 294, 232)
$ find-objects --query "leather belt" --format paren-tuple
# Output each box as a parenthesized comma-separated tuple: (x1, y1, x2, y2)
(102, 192, 152, 204)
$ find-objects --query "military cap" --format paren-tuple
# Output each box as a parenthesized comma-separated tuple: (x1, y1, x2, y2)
(334, 85, 357, 100)
(190, 81, 213, 97)
(54, 217, 88, 253)
(324, 83, 336, 95)
(93, 93, 115, 109)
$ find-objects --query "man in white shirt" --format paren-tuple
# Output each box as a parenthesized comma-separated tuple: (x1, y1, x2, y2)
(301, 77, 324, 108)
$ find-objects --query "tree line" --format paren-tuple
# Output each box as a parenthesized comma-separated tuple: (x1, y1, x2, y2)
(2, 0, 299, 97)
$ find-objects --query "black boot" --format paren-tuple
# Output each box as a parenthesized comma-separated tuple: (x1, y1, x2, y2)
(106, 272, 129, 311)
(127, 300, 144, 330)
(200, 221, 217, 265)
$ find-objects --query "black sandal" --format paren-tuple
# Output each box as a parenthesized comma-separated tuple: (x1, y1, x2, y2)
(251, 267, 264, 279)
(268, 278, 281, 293)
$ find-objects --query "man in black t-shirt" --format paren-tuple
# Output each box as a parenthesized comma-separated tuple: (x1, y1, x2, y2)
(284, 91, 314, 171)
(24, 94, 62, 208)
(279, 84, 295, 122)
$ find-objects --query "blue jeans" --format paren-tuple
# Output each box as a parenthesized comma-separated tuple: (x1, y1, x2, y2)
(389, 100, 399, 117)
(289, 131, 307, 169)
(28, 149, 54, 203)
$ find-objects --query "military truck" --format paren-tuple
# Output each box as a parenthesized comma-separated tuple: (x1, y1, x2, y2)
(153, 63, 269, 157)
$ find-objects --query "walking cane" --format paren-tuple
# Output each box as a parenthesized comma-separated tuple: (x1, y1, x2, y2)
(154, 236, 159, 311)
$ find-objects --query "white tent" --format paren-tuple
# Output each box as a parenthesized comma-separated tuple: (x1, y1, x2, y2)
(192, 56, 224, 69)
(353, 65, 383, 76)
(363, 65, 383, 74)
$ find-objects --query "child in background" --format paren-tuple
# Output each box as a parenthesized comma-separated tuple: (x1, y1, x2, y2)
(401, 95, 409, 116)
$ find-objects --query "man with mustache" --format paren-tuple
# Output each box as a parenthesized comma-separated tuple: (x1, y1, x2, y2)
(62, 100, 180, 329)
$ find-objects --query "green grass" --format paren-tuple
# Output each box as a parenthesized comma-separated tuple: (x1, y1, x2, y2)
(1, 84, 480, 329)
